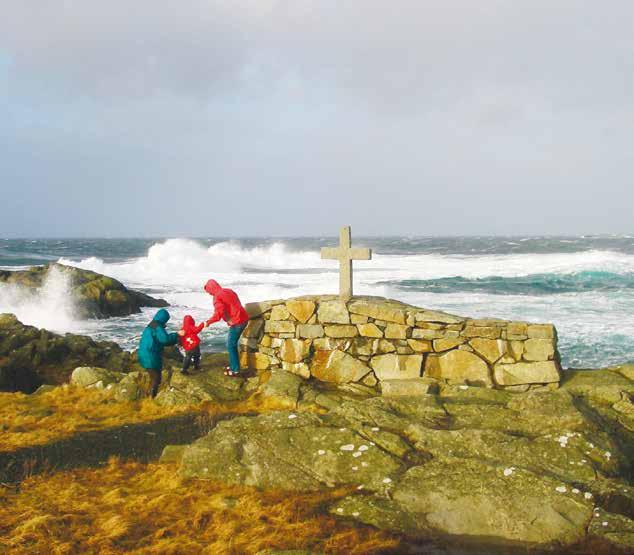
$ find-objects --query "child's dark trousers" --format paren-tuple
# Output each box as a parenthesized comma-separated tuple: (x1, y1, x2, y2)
(182, 346, 201, 373)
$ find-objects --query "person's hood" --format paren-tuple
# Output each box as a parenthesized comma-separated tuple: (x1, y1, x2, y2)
(183, 315, 195, 328)
(204, 279, 221, 295)
(153, 308, 170, 325)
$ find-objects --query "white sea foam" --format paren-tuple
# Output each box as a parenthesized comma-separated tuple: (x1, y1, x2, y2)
(56, 239, 634, 305)
(0, 266, 83, 333)
(61, 239, 634, 284)
(12, 237, 631, 367)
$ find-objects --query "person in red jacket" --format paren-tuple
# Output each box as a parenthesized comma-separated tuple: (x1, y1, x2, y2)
(204, 279, 249, 376)
(178, 315, 205, 375)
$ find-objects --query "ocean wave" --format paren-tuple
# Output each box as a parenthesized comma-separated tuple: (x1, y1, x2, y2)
(58, 239, 323, 286)
(388, 271, 634, 296)
(58, 238, 634, 282)
(0, 266, 84, 333)
(2, 237, 634, 368)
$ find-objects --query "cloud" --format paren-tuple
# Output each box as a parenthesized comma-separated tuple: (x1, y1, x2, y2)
(1, 1, 633, 236)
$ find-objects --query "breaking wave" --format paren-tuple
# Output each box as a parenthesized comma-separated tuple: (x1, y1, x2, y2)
(0, 266, 83, 333)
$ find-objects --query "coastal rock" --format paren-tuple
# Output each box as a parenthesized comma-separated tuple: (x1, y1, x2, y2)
(179, 411, 404, 491)
(0, 313, 161, 393)
(256, 371, 304, 408)
(561, 368, 634, 404)
(379, 378, 437, 397)
(338, 460, 592, 545)
(0, 263, 167, 319)
(156, 366, 633, 550)
(70, 366, 124, 387)
(156, 356, 249, 405)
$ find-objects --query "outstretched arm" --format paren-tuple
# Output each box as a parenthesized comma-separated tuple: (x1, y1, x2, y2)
(206, 297, 224, 326)
(155, 326, 179, 346)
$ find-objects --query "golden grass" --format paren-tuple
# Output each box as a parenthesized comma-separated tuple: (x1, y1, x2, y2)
(0, 384, 301, 452)
(0, 458, 401, 554)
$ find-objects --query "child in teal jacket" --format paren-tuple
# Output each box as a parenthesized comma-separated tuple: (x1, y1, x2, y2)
(138, 308, 179, 397)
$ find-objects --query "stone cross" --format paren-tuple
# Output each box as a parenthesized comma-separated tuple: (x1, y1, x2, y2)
(321, 226, 372, 300)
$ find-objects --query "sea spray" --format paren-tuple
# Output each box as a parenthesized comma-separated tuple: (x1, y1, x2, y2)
(0, 266, 82, 333)
(2, 236, 634, 368)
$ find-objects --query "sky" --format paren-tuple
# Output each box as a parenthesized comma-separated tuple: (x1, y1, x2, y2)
(1, 1, 633, 238)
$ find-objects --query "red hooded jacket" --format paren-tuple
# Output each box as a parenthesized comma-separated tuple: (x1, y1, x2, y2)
(179, 315, 204, 351)
(204, 279, 249, 327)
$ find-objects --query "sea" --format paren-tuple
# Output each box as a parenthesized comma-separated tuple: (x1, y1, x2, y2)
(1, 236, 634, 370)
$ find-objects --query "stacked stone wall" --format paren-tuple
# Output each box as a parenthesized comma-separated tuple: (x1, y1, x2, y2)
(240, 296, 560, 391)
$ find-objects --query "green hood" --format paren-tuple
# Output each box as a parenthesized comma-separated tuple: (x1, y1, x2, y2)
(153, 308, 170, 325)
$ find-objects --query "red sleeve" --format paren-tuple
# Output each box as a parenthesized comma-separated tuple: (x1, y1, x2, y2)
(195, 322, 205, 333)
(206, 296, 225, 325)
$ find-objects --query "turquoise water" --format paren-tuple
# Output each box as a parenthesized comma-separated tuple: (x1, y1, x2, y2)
(1, 236, 634, 369)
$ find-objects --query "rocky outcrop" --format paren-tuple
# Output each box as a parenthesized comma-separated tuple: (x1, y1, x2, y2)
(0, 314, 180, 392)
(166, 365, 634, 551)
(0, 263, 167, 318)
(240, 295, 561, 391)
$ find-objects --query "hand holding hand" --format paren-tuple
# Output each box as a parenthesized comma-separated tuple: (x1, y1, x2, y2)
(177, 329, 185, 337)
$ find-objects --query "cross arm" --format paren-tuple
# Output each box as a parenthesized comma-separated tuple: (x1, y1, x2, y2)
(321, 247, 342, 260)
(349, 247, 372, 260)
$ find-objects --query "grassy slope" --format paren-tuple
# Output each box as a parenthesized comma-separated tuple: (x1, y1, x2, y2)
(0, 459, 400, 554)
(0, 384, 294, 452)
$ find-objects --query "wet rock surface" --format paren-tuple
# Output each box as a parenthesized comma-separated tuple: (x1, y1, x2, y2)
(166, 365, 634, 551)
(0, 314, 181, 393)
(3, 309, 633, 553)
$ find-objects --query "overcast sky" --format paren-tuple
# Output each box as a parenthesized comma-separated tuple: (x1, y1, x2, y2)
(1, 1, 633, 237)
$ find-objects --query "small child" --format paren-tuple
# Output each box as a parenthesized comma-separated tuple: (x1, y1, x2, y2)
(179, 315, 205, 375)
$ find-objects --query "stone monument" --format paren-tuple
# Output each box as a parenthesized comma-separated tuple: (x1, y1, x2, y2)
(320, 226, 371, 300)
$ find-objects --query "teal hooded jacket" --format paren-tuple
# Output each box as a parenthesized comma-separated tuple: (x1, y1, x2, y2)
(137, 309, 179, 370)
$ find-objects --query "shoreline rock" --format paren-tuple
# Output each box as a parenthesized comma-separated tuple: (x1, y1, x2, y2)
(166, 364, 634, 551)
(0, 313, 180, 392)
(0, 263, 167, 319)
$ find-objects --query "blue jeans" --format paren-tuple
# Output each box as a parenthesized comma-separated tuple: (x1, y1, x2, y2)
(227, 323, 246, 372)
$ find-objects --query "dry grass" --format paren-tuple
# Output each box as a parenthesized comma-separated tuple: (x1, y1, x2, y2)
(0, 458, 401, 554)
(0, 385, 300, 452)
